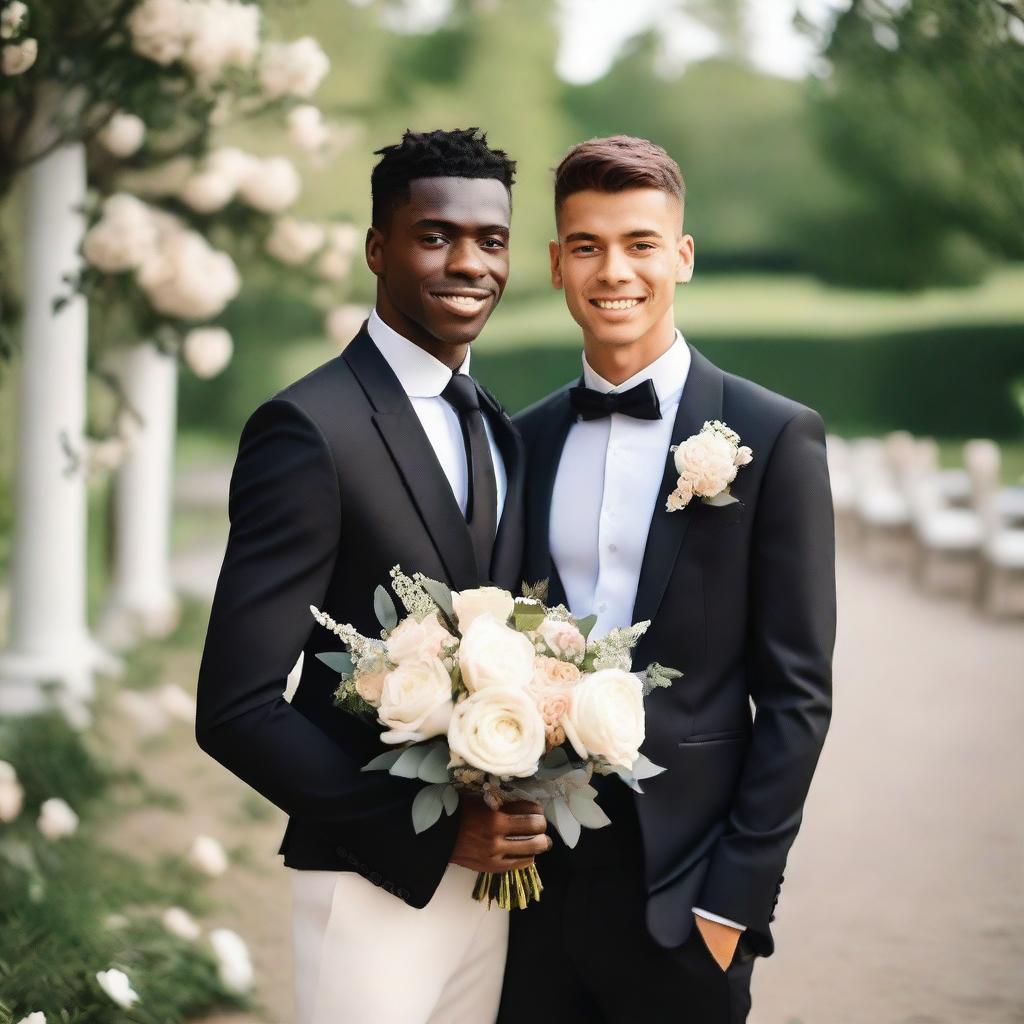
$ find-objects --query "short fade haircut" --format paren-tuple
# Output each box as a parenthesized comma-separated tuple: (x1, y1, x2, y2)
(370, 127, 517, 227)
(553, 135, 685, 217)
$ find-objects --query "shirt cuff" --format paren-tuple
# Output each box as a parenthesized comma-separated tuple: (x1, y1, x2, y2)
(692, 907, 746, 932)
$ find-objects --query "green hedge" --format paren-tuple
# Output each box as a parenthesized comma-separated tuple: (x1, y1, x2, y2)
(472, 323, 1024, 438)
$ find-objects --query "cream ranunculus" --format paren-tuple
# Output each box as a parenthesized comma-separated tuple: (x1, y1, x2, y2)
(529, 655, 581, 696)
(563, 668, 645, 770)
(182, 326, 233, 379)
(98, 112, 146, 158)
(458, 614, 536, 693)
(0, 759, 24, 822)
(452, 586, 514, 632)
(95, 969, 139, 1009)
(536, 618, 586, 662)
(385, 611, 453, 665)
(209, 928, 254, 994)
(447, 687, 546, 778)
(37, 798, 79, 840)
(377, 657, 454, 745)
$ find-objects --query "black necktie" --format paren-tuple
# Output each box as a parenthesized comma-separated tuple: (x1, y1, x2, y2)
(568, 379, 662, 421)
(441, 374, 498, 580)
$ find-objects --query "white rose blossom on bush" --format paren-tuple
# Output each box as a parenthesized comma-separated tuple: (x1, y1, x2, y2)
(82, 193, 161, 273)
(163, 906, 202, 940)
(377, 657, 454, 745)
(0, 759, 24, 822)
(137, 231, 240, 320)
(1, 1, 28, 38)
(210, 928, 254, 993)
(15, 1013, 46, 1024)
(287, 104, 330, 152)
(259, 36, 330, 99)
(325, 304, 368, 344)
(237, 155, 300, 214)
(95, 969, 139, 1009)
(458, 614, 536, 693)
(181, 0, 260, 84)
(563, 668, 646, 770)
(2, 36, 36, 75)
(98, 112, 147, 158)
(183, 326, 233, 378)
(448, 687, 546, 779)
(37, 798, 79, 840)
(155, 682, 198, 722)
(127, 0, 189, 65)
(265, 217, 325, 266)
(667, 419, 753, 511)
(188, 834, 229, 875)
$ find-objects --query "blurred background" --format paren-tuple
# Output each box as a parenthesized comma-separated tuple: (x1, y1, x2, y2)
(0, 1, 1022, 1022)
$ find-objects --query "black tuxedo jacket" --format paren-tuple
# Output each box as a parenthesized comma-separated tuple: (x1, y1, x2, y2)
(516, 344, 835, 956)
(195, 328, 525, 908)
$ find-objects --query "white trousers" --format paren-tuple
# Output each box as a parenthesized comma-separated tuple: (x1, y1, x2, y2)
(290, 864, 509, 1024)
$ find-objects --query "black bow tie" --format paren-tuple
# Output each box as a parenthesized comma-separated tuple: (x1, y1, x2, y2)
(568, 379, 662, 422)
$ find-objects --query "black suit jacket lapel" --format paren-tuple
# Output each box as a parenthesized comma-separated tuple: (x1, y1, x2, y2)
(344, 329, 478, 591)
(631, 346, 725, 626)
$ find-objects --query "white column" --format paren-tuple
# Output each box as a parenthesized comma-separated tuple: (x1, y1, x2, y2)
(101, 343, 181, 647)
(0, 139, 93, 715)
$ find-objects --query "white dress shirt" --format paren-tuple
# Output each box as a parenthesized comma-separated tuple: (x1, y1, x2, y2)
(367, 309, 507, 520)
(550, 331, 746, 934)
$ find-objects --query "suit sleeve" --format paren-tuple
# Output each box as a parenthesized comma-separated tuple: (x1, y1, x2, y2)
(195, 398, 460, 906)
(697, 408, 836, 953)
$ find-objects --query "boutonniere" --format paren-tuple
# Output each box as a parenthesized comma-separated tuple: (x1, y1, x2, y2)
(666, 420, 753, 512)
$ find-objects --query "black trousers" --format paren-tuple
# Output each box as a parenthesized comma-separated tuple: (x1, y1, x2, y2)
(497, 782, 754, 1024)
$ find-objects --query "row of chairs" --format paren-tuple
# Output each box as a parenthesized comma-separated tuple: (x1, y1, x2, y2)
(827, 433, 1024, 616)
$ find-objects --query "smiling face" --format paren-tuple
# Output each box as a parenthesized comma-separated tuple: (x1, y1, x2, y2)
(366, 176, 511, 364)
(551, 188, 694, 370)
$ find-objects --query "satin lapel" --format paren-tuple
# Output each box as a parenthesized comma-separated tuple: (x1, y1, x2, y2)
(479, 387, 525, 591)
(631, 346, 724, 626)
(524, 386, 576, 597)
(344, 330, 478, 590)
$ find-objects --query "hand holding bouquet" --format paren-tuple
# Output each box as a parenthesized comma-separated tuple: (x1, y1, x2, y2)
(310, 567, 680, 909)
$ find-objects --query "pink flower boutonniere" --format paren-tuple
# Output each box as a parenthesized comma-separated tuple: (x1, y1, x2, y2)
(666, 420, 753, 512)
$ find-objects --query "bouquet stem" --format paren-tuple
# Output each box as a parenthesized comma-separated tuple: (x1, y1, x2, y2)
(472, 864, 543, 910)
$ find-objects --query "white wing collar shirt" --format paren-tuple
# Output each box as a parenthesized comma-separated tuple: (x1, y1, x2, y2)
(549, 329, 745, 935)
(367, 308, 507, 519)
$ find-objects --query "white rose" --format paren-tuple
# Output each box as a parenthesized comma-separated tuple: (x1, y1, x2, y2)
(458, 614, 536, 693)
(98, 112, 146, 158)
(673, 432, 737, 498)
(385, 611, 453, 664)
(447, 687, 545, 778)
(2, 36, 36, 74)
(325, 304, 368, 345)
(452, 586, 514, 632)
(207, 146, 257, 187)
(162, 906, 201, 941)
(127, 0, 189, 65)
(326, 222, 360, 256)
(536, 618, 586, 661)
(259, 36, 330, 99)
(37, 797, 79, 840)
(287, 104, 329, 151)
(265, 217, 325, 266)
(238, 156, 300, 214)
(209, 928, 254, 993)
(0, 760, 24, 822)
(563, 668, 645, 770)
(377, 657, 454, 745)
(179, 170, 235, 213)
(83, 194, 160, 274)
(183, 327, 233, 379)
(155, 682, 197, 722)
(16, 1014, 46, 1024)
(315, 246, 352, 283)
(182, 0, 260, 83)
(1, 1, 28, 39)
(137, 231, 240, 320)
(188, 834, 229, 876)
(95, 968, 139, 1009)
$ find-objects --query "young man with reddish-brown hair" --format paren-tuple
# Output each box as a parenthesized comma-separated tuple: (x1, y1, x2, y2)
(498, 136, 835, 1023)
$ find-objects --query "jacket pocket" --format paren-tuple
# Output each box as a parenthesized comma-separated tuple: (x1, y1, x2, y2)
(679, 729, 748, 745)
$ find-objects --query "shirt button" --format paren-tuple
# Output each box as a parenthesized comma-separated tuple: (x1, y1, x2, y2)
(608, 543, 618, 553)
(598, 602, 607, 613)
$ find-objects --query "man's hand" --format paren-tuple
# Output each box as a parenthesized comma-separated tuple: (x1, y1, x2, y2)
(693, 914, 742, 972)
(450, 797, 551, 873)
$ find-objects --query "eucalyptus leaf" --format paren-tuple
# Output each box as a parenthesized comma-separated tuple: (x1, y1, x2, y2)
(568, 791, 613, 830)
(373, 586, 398, 631)
(418, 743, 452, 784)
(316, 651, 354, 675)
(575, 613, 598, 639)
(551, 796, 582, 848)
(362, 748, 403, 773)
(418, 576, 458, 630)
(441, 784, 459, 816)
(390, 745, 429, 779)
(411, 784, 445, 834)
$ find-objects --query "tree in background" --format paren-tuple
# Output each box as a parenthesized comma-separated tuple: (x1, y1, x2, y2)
(803, 0, 1024, 289)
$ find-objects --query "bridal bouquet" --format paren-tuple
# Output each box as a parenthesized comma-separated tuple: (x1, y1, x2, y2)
(310, 566, 680, 909)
